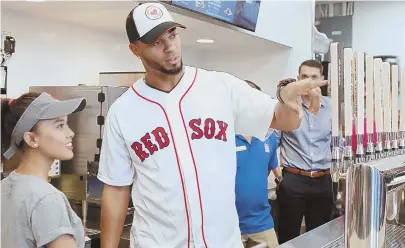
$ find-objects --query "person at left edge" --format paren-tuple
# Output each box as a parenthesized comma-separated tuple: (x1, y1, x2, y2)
(235, 80, 282, 248)
(1, 92, 87, 248)
(97, 2, 327, 248)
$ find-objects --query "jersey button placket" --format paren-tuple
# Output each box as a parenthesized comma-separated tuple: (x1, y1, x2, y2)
(165, 95, 203, 247)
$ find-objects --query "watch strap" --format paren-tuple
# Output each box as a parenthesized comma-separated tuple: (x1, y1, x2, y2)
(276, 78, 297, 104)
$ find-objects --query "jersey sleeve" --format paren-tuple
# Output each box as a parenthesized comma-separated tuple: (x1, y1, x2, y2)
(221, 72, 277, 141)
(31, 192, 80, 247)
(97, 107, 135, 186)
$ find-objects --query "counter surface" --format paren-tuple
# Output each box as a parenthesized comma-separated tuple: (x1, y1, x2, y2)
(278, 216, 405, 248)
(278, 216, 344, 248)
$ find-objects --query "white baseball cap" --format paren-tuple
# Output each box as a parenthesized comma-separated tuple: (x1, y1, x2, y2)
(126, 2, 186, 44)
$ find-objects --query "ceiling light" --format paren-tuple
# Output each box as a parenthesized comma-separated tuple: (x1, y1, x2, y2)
(26, 0, 46, 2)
(197, 39, 214, 44)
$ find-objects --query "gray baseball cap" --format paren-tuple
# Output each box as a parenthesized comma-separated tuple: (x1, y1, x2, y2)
(3, 92, 87, 160)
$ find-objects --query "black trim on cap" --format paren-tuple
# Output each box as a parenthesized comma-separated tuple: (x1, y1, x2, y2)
(139, 21, 185, 44)
(126, 8, 140, 43)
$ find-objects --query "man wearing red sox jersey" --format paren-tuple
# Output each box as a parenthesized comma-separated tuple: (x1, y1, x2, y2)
(97, 2, 327, 248)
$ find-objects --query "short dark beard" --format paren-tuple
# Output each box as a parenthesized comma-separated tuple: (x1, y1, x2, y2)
(159, 60, 184, 75)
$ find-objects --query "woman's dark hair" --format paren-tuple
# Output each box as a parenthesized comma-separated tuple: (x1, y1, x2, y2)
(1, 92, 41, 155)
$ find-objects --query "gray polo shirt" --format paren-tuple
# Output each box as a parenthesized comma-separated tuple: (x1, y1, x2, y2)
(1, 170, 85, 248)
(278, 96, 332, 171)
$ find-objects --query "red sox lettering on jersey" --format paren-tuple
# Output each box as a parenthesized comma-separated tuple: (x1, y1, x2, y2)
(131, 118, 228, 162)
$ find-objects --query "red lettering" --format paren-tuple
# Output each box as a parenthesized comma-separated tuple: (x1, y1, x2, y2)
(215, 121, 228, 141)
(204, 118, 215, 139)
(151, 127, 170, 149)
(140, 133, 158, 155)
(188, 118, 228, 142)
(189, 118, 203, 140)
(131, 127, 170, 162)
(131, 142, 149, 162)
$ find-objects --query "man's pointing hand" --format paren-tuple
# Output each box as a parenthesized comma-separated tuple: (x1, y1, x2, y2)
(279, 78, 328, 117)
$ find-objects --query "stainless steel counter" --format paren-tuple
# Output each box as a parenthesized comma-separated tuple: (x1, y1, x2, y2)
(278, 216, 344, 248)
(278, 216, 405, 248)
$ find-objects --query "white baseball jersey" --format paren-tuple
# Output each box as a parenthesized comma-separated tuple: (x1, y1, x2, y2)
(97, 66, 277, 248)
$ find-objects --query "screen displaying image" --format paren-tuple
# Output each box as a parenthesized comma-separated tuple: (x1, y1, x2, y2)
(170, 0, 261, 32)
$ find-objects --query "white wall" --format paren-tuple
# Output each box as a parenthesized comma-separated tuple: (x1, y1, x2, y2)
(196, 48, 290, 96)
(1, 10, 135, 97)
(0, 10, 204, 98)
(185, 0, 316, 96)
(353, 1, 405, 70)
(255, 0, 315, 75)
(1, 0, 315, 98)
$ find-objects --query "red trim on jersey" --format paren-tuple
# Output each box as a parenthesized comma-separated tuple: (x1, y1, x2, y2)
(179, 68, 208, 248)
(130, 85, 191, 248)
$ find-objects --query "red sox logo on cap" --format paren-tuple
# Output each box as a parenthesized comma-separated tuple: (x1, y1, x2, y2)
(145, 5, 163, 20)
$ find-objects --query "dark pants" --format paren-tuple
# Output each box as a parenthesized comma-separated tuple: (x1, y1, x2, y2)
(276, 169, 334, 244)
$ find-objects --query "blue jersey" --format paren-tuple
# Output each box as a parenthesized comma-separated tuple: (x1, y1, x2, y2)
(235, 133, 279, 234)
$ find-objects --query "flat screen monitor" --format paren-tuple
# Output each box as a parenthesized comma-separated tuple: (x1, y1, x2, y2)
(170, 0, 261, 32)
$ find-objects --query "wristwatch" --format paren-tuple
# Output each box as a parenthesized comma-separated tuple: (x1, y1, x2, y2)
(276, 78, 297, 104)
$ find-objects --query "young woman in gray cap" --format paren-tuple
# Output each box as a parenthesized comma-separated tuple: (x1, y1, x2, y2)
(1, 92, 87, 248)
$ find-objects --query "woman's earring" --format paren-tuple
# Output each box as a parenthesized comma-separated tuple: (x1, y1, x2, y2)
(33, 144, 38, 148)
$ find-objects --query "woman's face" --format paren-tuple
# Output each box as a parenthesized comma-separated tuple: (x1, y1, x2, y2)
(30, 116, 75, 161)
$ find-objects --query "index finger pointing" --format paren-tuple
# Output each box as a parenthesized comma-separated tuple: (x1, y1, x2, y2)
(294, 80, 328, 95)
(307, 80, 328, 89)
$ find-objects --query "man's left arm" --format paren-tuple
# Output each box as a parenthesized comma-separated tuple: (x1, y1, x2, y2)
(224, 73, 297, 140)
(271, 103, 302, 131)
(223, 72, 326, 141)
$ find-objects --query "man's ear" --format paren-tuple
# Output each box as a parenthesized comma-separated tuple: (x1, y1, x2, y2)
(128, 43, 140, 58)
